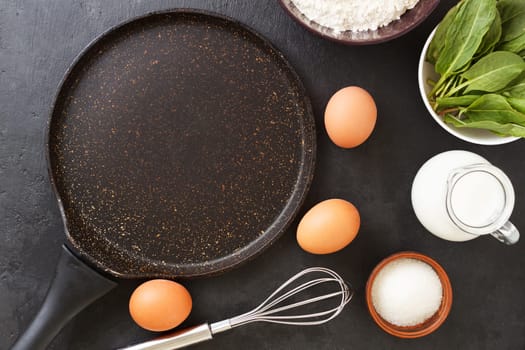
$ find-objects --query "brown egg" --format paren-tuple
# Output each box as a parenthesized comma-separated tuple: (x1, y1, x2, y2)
(297, 199, 360, 254)
(324, 86, 377, 148)
(129, 279, 192, 332)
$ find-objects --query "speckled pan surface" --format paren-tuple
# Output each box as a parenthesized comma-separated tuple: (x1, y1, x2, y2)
(48, 10, 316, 278)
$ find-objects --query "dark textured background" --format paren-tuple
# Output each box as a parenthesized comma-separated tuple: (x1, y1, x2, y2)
(1, 0, 524, 349)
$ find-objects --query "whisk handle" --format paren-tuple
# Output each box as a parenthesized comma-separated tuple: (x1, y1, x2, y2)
(118, 324, 213, 350)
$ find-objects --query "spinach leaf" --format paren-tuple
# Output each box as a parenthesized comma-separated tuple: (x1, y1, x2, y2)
(445, 114, 525, 136)
(436, 95, 480, 111)
(435, 0, 496, 76)
(497, 0, 525, 43)
(498, 32, 525, 54)
(501, 72, 525, 97)
(475, 10, 502, 58)
(459, 51, 525, 93)
(507, 97, 525, 114)
(426, 4, 460, 65)
(460, 93, 525, 124)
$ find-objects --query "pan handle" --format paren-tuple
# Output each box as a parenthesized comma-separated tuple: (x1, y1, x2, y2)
(11, 244, 117, 350)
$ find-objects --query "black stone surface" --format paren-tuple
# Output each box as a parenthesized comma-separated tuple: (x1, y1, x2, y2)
(1, 1, 524, 349)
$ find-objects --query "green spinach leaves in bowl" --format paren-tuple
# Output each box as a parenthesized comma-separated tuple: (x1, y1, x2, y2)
(424, 0, 525, 140)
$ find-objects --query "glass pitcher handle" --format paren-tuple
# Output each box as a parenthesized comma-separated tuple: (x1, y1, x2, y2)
(491, 221, 520, 245)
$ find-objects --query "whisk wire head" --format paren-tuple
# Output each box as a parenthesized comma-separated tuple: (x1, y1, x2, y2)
(229, 267, 353, 328)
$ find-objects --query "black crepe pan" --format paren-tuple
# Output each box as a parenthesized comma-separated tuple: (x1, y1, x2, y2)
(12, 10, 315, 350)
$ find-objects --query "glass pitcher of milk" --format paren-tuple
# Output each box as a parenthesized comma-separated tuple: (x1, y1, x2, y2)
(411, 150, 519, 245)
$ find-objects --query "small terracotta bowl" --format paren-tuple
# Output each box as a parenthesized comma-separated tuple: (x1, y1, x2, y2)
(365, 251, 452, 338)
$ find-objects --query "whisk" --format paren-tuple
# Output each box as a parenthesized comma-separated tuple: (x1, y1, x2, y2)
(120, 267, 353, 350)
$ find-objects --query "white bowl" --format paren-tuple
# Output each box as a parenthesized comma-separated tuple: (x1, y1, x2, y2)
(418, 28, 520, 145)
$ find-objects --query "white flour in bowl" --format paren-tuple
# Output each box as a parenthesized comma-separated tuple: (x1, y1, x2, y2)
(291, 0, 420, 32)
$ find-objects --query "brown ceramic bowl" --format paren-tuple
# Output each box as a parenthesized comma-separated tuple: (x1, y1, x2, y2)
(365, 251, 452, 338)
(278, 0, 440, 45)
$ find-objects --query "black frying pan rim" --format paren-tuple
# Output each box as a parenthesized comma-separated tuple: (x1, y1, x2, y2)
(46, 8, 316, 279)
